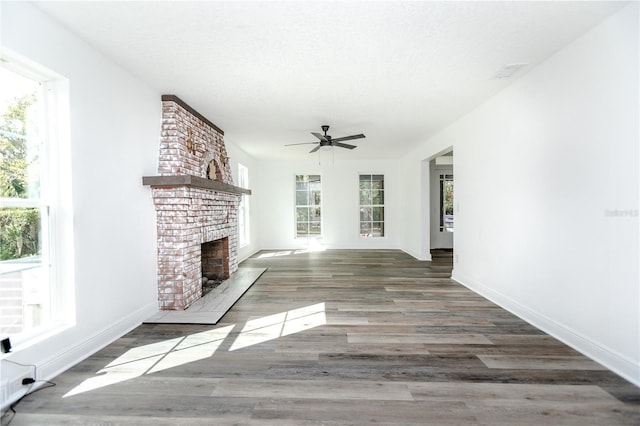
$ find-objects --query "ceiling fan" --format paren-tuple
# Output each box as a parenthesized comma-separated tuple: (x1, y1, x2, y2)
(286, 125, 365, 153)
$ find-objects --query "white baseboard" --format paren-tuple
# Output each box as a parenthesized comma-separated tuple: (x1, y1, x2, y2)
(1, 301, 158, 412)
(39, 301, 159, 381)
(451, 270, 640, 387)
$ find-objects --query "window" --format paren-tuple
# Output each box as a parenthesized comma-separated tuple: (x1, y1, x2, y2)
(295, 175, 321, 237)
(439, 173, 454, 232)
(359, 174, 384, 237)
(0, 59, 67, 341)
(238, 164, 250, 247)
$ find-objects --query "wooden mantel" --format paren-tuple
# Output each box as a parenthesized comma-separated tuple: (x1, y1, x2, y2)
(142, 175, 251, 195)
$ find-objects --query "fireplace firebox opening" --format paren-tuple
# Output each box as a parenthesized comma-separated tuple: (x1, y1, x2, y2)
(201, 237, 229, 295)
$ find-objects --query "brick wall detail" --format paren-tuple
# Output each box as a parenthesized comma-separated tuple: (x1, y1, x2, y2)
(159, 100, 233, 183)
(151, 97, 239, 310)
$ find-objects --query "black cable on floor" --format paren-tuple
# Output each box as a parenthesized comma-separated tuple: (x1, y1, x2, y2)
(1, 380, 56, 426)
(1, 359, 56, 426)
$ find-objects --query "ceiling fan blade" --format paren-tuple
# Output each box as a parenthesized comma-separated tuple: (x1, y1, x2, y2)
(333, 142, 357, 150)
(311, 132, 328, 142)
(331, 134, 365, 143)
(285, 142, 319, 146)
(309, 145, 321, 153)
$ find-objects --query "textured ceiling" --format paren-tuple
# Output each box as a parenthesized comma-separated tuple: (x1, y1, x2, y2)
(35, 1, 626, 160)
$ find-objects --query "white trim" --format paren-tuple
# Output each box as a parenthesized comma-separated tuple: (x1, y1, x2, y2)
(1, 301, 157, 411)
(451, 270, 640, 387)
(294, 173, 322, 238)
(0, 59, 70, 345)
(38, 301, 158, 381)
(358, 173, 385, 239)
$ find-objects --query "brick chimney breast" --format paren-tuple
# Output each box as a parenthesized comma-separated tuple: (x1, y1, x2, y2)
(144, 95, 249, 310)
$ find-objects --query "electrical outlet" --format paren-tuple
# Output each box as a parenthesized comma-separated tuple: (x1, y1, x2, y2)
(455, 254, 459, 264)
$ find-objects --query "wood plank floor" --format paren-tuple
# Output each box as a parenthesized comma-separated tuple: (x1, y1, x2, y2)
(7, 249, 640, 425)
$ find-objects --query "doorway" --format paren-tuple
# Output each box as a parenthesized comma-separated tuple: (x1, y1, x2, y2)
(430, 151, 453, 249)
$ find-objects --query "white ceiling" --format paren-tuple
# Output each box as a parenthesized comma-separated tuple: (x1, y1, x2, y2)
(35, 1, 626, 160)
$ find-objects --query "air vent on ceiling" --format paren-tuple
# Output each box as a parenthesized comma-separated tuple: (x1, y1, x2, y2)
(492, 63, 528, 80)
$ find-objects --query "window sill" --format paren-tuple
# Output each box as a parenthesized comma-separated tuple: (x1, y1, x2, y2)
(1, 322, 73, 357)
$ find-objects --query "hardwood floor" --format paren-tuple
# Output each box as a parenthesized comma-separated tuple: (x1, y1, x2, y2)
(7, 249, 639, 425)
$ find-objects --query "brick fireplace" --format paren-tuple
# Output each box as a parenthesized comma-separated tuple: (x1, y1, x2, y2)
(143, 95, 250, 310)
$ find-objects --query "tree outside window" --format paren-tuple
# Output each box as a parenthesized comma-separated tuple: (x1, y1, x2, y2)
(295, 175, 321, 237)
(360, 174, 384, 237)
(0, 66, 49, 335)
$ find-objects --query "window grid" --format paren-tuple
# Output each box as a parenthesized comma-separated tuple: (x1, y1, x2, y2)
(295, 175, 321, 237)
(359, 174, 384, 238)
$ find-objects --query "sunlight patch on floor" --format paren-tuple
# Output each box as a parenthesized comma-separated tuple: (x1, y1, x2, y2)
(63, 325, 234, 398)
(229, 303, 326, 351)
(63, 303, 326, 397)
(258, 251, 293, 258)
(257, 241, 327, 258)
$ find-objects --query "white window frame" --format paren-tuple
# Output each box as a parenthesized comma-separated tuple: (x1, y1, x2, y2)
(0, 52, 72, 348)
(237, 163, 250, 247)
(295, 174, 322, 238)
(359, 174, 385, 238)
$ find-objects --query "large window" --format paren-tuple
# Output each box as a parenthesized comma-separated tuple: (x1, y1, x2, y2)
(359, 174, 384, 237)
(238, 164, 250, 247)
(295, 175, 321, 237)
(0, 60, 64, 341)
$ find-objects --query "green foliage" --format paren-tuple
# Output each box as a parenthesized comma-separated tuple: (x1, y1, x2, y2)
(0, 92, 37, 198)
(0, 92, 40, 260)
(443, 181, 454, 215)
(0, 208, 40, 260)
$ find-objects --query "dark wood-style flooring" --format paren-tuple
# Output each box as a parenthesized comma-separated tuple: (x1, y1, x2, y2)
(7, 249, 640, 425)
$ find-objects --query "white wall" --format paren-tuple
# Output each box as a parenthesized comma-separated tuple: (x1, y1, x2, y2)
(256, 157, 401, 250)
(401, 4, 639, 384)
(225, 138, 261, 261)
(1, 1, 160, 407)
